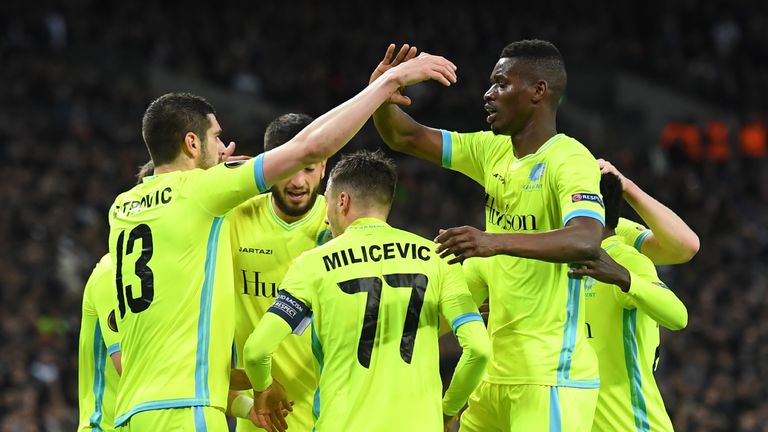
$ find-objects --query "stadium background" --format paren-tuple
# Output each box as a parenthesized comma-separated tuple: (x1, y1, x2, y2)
(1, 1, 767, 431)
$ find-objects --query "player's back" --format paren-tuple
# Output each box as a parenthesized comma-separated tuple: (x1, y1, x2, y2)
(297, 218, 451, 431)
(585, 237, 676, 432)
(108, 164, 258, 427)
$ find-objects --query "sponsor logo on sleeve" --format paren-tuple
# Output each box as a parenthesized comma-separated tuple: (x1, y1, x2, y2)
(571, 193, 604, 207)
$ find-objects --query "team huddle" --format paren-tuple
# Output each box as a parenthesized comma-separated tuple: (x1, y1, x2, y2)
(76, 40, 697, 431)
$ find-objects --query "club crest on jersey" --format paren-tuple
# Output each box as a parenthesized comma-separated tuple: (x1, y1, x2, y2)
(571, 193, 604, 207)
(528, 163, 546, 182)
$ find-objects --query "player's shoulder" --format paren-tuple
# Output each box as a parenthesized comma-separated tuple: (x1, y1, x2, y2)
(453, 130, 509, 149)
(547, 134, 595, 160)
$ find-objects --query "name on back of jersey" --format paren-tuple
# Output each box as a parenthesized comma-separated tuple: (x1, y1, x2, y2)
(322, 242, 431, 272)
(113, 187, 173, 216)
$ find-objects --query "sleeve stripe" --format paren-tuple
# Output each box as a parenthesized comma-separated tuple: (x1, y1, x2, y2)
(441, 129, 453, 168)
(107, 343, 120, 356)
(563, 209, 605, 227)
(451, 312, 483, 334)
(634, 230, 652, 252)
(253, 153, 268, 193)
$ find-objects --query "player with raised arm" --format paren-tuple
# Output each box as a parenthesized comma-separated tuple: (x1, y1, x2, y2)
(109, 51, 458, 431)
(229, 113, 331, 432)
(242, 150, 490, 432)
(599, 159, 700, 265)
(372, 40, 604, 431)
(571, 173, 688, 431)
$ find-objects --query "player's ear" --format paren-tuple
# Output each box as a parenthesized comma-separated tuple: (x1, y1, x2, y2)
(182, 132, 199, 157)
(319, 160, 327, 179)
(338, 191, 350, 215)
(531, 80, 547, 103)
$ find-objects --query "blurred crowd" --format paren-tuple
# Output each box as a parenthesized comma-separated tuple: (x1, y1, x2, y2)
(1, 1, 767, 431)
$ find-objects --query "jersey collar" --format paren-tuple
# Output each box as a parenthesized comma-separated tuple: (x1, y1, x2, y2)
(268, 195, 323, 231)
(347, 217, 389, 230)
(600, 234, 623, 250)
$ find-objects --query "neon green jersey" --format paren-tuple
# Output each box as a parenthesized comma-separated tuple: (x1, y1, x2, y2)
(229, 194, 329, 432)
(585, 236, 688, 432)
(442, 130, 604, 387)
(259, 218, 484, 431)
(107, 156, 268, 427)
(78, 254, 121, 431)
(616, 217, 652, 253)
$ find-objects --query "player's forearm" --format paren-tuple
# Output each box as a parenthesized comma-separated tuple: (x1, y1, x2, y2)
(623, 178, 700, 264)
(243, 314, 292, 391)
(442, 321, 490, 416)
(626, 272, 688, 330)
(297, 74, 400, 158)
(373, 104, 442, 164)
(230, 368, 252, 391)
(493, 220, 603, 263)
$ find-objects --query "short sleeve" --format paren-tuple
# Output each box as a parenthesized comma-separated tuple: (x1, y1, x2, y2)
(441, 130, 494, 186)
(554, 147, 605, 226)
(191, 154, 270, 216)
(615, 217, 652, 252)
(462, 257, 489, 307)
(439, 259, 483, 335)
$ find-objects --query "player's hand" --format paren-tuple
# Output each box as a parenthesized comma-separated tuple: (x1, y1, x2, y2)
(383, 51, 457, 91)
(443, 413, 457, 432)
(434, 226, 497, 264)
(597, 158, 627, 191)
(569, 249, 631, 292)
(370, 43, 419, 105)
(249, 380, 294, 432)
(220, 141, 252, 163)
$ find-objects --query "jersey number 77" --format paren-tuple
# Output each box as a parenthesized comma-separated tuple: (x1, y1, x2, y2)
(338, 273, 427, 368)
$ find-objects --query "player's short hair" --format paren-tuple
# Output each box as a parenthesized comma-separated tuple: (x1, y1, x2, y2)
(600, 173, 623, 229)
(141, 93, 215, 166)
(500, 39, 567, 106)
(328, 149, 397, 210)
(136, 160, 155, 184)
(264, 113, 315, 152)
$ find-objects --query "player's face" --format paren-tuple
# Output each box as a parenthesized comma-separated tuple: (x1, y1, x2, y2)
(324, 181, 343, 237)
(271, 162, 326, 218)
(197, 114, 225, 169)
(484, 58, 533, 136)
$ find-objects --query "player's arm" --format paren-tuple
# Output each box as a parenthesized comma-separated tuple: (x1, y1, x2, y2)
(439, 263, 491, 419)
(262, 48, 456, 184)
(370, 44, 444, 165)
(570, 249, 688, 330)
(600, 158, 699, 265)
(230, 368, 252, 391)
(436, 217, 603, 265)
(436, 151, 604, 264)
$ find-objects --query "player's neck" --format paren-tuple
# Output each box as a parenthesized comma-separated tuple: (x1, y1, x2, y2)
(271, 197, 314, 224)
(153, 158, 196, 174)
(511, 116, 557, 159)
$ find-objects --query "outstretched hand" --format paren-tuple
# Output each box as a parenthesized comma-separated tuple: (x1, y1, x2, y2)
(249, 380, 294, 432)
(370, 43, 419, 105)
(434, 226, 498, 265)
(568, 249, 631, 292)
